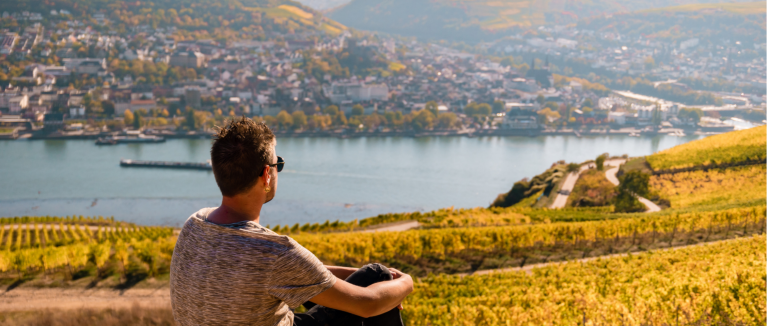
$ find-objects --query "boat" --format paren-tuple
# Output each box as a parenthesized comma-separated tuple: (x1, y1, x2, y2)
(95, 133, 165, 145)
(628, 132, 640, 137)
(120, 159, 212, 170)
(95, 137, 117, 145)
(573, 131, 581, 138)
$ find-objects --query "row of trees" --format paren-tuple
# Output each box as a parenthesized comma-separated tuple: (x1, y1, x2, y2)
(255, 102, 464, 132)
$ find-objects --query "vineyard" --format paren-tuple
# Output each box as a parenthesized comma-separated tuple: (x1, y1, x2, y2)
(650, 164, 766, 208)
(292, 206, 765, 275)
(0, 218, 175, 282)
(646, 125, 765, 170)
(402, 234, 766, 325)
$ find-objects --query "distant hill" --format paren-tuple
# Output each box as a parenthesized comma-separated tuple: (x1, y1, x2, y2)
(0, 0, 347, 39)
(327, 0, 759, 41)
(578, 1, 765, 44)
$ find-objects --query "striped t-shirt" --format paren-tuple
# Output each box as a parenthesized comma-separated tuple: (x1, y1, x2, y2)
(170, 207, 336, 326)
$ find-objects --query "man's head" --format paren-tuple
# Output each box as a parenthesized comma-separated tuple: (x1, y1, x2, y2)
(211, 117, 277, 202)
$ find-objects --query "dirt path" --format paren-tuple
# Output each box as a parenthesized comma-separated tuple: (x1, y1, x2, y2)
(362, 220, 419, 232)
(0, 286, 171, 312)
(457, 237, 740, 277)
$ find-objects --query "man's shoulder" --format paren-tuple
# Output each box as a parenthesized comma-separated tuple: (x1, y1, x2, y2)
(179, 210, 296, 250)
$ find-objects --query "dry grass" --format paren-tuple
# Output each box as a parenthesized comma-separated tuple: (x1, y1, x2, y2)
(0, 304, 175, 326)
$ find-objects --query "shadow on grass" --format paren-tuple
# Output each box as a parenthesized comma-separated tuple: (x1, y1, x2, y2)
(114, 271, 149, 293)
(5, 276, 32, 292)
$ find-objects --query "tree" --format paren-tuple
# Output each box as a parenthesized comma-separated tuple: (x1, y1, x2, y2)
(291, 111, 307, 130)
(536, 94, 545, 105)
(351, 104, 365, 116)
(133, 112, 142, 130)
(276, 110, 293, 130)
(411, 109, 435, 131)
(595, 154, 608, 171)
(464, 102, 491, 116)
(500, 56, 514, 67)
(678, 107, 703, 123)
(332, 111, 347, 127)
(644, 56, 656, 70)
(123, 109, 134, 126)
(185, 107, 198, 130)
(537, 108, 560, 125)
(436, 112, 458, 129)
(492, 100, 505, 114)
(425, 101, 439, 116)
(651, 104, 663, 127)
(102, 100, 115, 117)
(323, 105, 339, 116)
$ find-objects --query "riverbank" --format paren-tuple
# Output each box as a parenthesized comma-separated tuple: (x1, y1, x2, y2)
(6, 124, 733, 141)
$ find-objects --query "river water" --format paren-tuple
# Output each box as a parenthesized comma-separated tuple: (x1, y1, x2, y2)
(0, 134, 703, 227)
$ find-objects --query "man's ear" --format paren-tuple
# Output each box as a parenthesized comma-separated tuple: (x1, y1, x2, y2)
(262, 165, 271, 185)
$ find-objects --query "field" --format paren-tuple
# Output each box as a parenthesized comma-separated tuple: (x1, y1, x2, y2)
(402, 235, 765, 325)
(650, 165, 766, 208)
(645, 125, 765, 170)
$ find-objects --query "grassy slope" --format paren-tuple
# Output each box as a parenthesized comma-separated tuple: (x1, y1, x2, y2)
(646, 125, 766, 170)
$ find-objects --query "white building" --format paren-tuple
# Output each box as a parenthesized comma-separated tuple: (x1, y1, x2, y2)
(322, 81, 389, 104)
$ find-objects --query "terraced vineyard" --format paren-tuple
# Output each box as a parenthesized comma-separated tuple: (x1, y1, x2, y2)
(646, 125, 765, 171)
(292, 206, 765, 275)
(0, 218, 175, 280)
(403, 235, 766, 325)
(650, 164, 766, 208)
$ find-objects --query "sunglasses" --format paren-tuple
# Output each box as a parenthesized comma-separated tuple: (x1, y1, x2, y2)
(260, 156, 285, 176)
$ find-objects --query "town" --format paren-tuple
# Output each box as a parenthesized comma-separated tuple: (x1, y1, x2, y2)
(0, 7, 763, 140)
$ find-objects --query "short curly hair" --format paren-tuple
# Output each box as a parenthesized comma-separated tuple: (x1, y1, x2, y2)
(210, 117, 276, 197)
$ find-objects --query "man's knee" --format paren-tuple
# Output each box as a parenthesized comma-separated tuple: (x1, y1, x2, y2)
(345, 263, 392, 287)
(362, 263, 392, 281)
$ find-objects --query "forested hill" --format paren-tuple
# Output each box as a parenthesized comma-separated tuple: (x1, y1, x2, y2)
(578, 1, 765, 45)
(326, 0, 757, 42)
(0, 0, 347, 40)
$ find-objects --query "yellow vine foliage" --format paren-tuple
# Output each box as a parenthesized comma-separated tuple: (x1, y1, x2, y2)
(646, 126, 766, 170)
(651, 164, 766, 208)
(402, 235, 766, 325)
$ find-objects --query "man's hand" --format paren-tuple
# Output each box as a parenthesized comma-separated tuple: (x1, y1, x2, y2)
(387, 267, 407, 310)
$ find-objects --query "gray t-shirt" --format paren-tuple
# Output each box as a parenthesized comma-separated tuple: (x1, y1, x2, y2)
(170, 207, 336, 326)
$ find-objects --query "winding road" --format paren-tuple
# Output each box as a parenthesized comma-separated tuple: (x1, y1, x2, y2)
(552, 159, 660, 212)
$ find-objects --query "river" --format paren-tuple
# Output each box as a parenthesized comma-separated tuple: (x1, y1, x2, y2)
(0, 134, 704, 227)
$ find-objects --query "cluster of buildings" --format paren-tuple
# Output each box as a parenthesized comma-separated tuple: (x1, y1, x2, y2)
(490, 24, 766, 106)
(0, 9, 763, 133)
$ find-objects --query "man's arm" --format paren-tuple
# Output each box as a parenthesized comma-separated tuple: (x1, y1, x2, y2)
(324, 265, 357, 280)
(308, 269, 413, 318)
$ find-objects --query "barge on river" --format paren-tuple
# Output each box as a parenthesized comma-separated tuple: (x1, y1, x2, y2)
(120, 159, 212, 170)
(96, 131, 165, 145)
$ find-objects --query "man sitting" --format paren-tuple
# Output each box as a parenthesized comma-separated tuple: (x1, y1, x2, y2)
(170, 117, 413, 326)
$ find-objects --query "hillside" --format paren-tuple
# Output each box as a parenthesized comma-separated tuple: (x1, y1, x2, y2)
(578, 1, 765, 43)
(0, 0, 347, 40)
(646, 125, 766, 170)
(326, 0, 757, 41)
